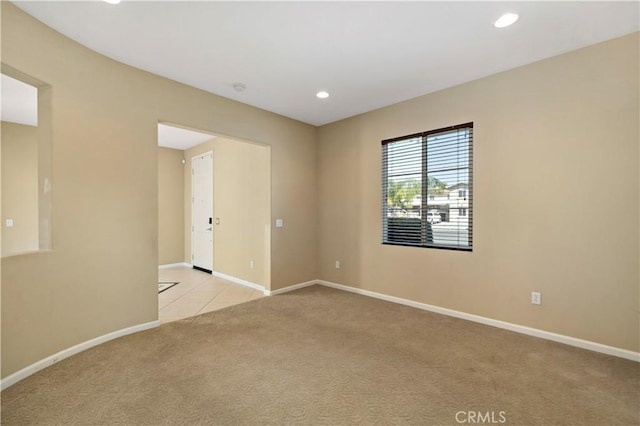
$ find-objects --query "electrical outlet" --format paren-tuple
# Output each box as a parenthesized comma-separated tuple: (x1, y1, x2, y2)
(250, 261, 254, 269)
(335, 260, 340, 269)
(531, 292, 541, 305)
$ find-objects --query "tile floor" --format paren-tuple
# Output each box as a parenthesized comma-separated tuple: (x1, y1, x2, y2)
(159, 266, 264, 323)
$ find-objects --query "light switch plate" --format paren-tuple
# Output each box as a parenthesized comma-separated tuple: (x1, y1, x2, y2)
(275, 219, 283, 228)
(5, 219, 13, 227)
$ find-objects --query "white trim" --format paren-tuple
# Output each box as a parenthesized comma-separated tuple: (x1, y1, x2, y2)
(158, 262, 192, 270)
(4, 280, 633, 392)
(0, 320, 160, 390)
(264, 280, 316, 296)
(211, 271, 265, 292)
(317, 280, 640, 362)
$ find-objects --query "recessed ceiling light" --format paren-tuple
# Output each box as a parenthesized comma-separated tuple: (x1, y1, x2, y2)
(494, 13, 519, 28)
(316, 91, 329, 99)
(233, 83, 246, 92)
(103, 0, 121, 4)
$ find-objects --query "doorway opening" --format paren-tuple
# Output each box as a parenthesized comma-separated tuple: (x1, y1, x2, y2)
(157, 122, 271, 322)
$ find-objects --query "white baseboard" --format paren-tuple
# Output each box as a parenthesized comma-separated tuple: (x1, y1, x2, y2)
(159, 262, 192, 269)
(317, 280, 640, 363)
(160, 265, 264, 293)
(6, 279, 632, 392)
(264, 280, 317, 296)
(211, 271, 265, 293)
(0, 320, 160, 391)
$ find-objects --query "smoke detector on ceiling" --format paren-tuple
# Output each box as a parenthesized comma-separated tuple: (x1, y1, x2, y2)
(233, 83, 246, 92)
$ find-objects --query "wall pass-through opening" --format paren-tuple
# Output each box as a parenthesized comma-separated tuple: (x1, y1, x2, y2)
(1, 66, 53, 257)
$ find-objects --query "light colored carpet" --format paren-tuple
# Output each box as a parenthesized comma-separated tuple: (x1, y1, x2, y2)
(1, 285, 638, 425)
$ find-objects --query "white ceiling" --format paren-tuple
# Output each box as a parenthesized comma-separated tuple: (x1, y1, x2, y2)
(11, 1, 640, 127)
(158, 123, 215, 150)
(1, 73, 38, 126)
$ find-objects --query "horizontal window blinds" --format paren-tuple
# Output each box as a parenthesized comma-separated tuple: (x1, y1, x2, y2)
(382, 123, 473, 251)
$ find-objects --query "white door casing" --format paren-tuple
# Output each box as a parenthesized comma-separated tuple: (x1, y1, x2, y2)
(191, 152, 213, 272)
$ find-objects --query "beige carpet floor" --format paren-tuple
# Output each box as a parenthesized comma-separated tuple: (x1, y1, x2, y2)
(1, 285, 638, 425)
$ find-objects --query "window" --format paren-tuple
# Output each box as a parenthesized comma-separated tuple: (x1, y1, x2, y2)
(382, 123, 473, 251)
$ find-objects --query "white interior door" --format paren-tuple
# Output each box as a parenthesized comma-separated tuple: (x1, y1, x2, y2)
(192, 152, 213, 272)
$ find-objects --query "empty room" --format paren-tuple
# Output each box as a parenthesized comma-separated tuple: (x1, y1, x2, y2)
(1, 1, 638, 425)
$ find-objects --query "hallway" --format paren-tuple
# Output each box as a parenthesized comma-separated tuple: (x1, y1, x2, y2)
(159, 267, 263, 323)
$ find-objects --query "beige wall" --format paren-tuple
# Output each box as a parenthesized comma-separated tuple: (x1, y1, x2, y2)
(1, 122, 39, 256)
(184, 137, 271, 287)
(318, 33, 640, 352)
(158, 147, 185, 265)
(1, 3, 317, 378)
(1, 1, 636, 382)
